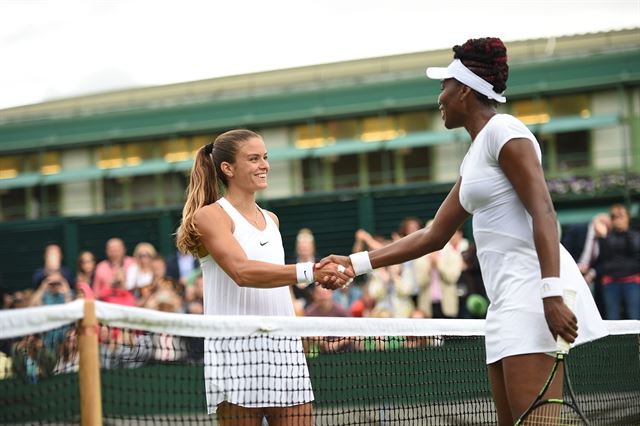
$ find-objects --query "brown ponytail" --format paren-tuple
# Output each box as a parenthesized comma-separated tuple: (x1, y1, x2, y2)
(176, 129, 261, 254)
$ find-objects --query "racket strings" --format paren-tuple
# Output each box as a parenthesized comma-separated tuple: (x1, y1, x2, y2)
(523, 403, 585, 425)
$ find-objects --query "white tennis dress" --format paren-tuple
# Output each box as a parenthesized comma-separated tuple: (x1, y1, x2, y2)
(200, 197, 314, 414)
(458, 114, 608, 364)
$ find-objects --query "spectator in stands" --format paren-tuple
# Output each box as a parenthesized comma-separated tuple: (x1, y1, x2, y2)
(0, 279, 9, 310)
(31, 242, 73, 288)
(53, 327, 79, 375)
(395, 217, 424, 306)
(291, 228, 318, 311)
(404, 309, 444, 348)
(413, 224, 464, 318)
(75, 250, 96, 291)
(0, 350, 11, 380)
(93, 238, 134, 306)
(29, 270, 74, 351)
(562, 213, 611, 294)
(595, 204, 640, 320)
(29, 270, 73, 307)
(349, 288, 374, 318)
(11, 334, 55, 384)
(457, 242, 487, 318)
(6, 290, 31, 309)
(166, 248, 199, 288)
(126, 242, 156, 294)
(136, 255, 180, 308)
(305, 285, 350, 318)
(143, 285, 184, 313)
(184, 270, 204, 314)
(98, 326, 152, 370)
(353, 230, 414, 317)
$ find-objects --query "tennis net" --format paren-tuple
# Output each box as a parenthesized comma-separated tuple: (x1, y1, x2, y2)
(0, 300, 639, 425)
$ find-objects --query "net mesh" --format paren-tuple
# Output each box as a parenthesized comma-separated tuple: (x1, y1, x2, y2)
(0, 300, 639, 425)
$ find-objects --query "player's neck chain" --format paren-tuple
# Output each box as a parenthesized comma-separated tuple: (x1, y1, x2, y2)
(233, 202, 261, 227)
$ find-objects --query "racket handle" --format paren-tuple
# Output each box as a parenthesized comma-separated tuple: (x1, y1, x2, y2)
(556, 288, 577, 353)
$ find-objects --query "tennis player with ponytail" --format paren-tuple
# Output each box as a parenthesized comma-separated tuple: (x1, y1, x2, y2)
(177, 129, 352, 425)
(318, 38, 607, 424)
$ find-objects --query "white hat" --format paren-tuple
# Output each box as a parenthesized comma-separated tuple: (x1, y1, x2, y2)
(426, 59, 506, 103)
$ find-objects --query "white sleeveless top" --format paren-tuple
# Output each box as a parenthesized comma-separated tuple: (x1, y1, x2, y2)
(459, 114, 607, 364)
(200, 197, 295, 317)
(200, 197, 313, 413)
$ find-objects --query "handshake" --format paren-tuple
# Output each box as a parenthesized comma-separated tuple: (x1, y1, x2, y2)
(312, 254, 357, 290)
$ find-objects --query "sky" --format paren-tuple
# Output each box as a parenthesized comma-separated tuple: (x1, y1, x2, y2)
(0, 0, 638, 110)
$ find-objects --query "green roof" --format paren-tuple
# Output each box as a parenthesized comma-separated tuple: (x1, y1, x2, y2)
(0, 49, 638, 154)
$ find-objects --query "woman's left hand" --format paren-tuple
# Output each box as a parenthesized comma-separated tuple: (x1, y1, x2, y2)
(543, 296, 578, 343)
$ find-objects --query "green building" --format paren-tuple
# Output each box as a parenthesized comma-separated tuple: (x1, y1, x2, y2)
(1, 29, 639, 290)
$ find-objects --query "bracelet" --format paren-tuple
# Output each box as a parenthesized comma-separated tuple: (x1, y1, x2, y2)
(295, 262, 315, 285)
(349, 251, 373, 276)
(540, 277, 564, 298)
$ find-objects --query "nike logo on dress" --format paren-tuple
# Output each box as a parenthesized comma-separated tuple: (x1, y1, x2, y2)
(260, 241, 269, 246)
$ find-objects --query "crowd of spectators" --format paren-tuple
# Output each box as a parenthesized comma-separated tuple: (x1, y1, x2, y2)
(0, 237, 204, 382)
(1, 202, 637, 382)
(562, 203, 640, 320)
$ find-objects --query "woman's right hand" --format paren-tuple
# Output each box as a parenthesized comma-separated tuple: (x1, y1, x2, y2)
(314, 256, 354, 289)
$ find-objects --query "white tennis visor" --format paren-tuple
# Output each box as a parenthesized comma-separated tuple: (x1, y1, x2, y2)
(426, 59, 506, 103)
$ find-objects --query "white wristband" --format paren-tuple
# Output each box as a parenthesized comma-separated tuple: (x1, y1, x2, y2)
(349, 251, 373, 276)
(296, 262, 314, 285)
(540, 277, 564, 298)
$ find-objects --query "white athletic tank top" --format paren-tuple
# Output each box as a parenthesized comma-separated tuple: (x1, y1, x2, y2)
(200, 197, 295, 316)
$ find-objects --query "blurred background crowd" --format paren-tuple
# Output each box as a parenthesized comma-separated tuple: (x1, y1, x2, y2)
(1, 201, 638, 383)
(3, 200, 637, 322)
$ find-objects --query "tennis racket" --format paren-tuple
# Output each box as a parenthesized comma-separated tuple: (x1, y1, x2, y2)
(514, 289, 590, 426)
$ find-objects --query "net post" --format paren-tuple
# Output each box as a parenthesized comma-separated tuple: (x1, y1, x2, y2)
(78, 299, 103, 426)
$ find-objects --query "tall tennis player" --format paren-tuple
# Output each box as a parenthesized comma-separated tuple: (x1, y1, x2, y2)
(318, 38, 608, 425)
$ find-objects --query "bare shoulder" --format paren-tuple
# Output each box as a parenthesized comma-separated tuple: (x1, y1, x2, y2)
(264, 209, 280, 228)
(194, 202, 233, 232)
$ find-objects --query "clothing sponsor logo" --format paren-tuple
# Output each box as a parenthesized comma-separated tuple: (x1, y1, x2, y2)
(259, 241, 269, 246)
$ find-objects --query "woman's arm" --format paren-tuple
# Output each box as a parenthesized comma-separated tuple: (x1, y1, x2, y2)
(499, 137, 577, 343)
(195, 203, 352, 288)
(368, 178, 469, 268)
(318, 178, 469, 272)
(499, 138, 559, 278)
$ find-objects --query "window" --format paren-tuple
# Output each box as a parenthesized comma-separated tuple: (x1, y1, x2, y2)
(402, 147, 433, 183)
(0, 156, 20, 179)
(40, 152, 61, 175)
(295, 123, 331, 149)
(125, 141, 154, 165)
(550, 94, 590, 118)
(361, 115, 398, 142)
(556, 131, 590, 171)
(331, 154, 360, 189)
(327, 119, 358, 141)
(0, 188, 26, 220)
(397, 111, 429, 134)
(97, 145, 124, 169)
(368, 151, 394, 187)
(104, 177, 128, 210)
(32, 185, 60, 217)
(163, 172, 189, 206)
(301, 157, 324, 192)
(163, 137, 192, 162)
(512, 99, 549, 125)
(131, 175, 157, 209)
